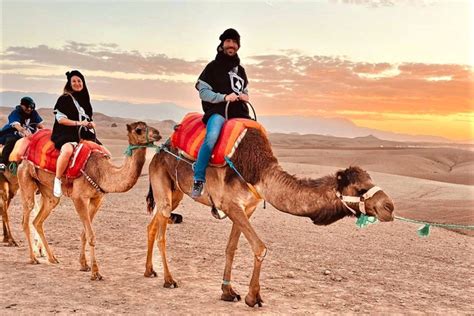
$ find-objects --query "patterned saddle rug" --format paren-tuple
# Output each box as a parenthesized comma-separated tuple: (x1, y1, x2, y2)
(171, 113, 265, 166)
(25, 129, 109, 179)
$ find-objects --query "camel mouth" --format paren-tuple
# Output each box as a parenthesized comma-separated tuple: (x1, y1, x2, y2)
(150, 133, 161, 142)
(378, 213, 394, 222)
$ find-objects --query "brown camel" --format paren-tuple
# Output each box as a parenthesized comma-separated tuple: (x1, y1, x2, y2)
(145, 127, 395, 307)
(17, 121, 161, 280)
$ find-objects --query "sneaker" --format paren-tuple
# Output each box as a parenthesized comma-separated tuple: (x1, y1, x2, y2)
(0, 163, 5, 172)
(191, 180, 204, 199)
(53, 177, 62, 198)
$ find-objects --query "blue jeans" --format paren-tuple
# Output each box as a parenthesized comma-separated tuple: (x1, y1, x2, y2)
(193, 114, 225, 182)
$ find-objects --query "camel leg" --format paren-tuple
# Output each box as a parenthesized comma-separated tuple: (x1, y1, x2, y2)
(1, 198, 18, 247)
(79, 196, 103, 272)
(226, 206, 267, 308)
(145, 187, 181, 288)
(32, 195, 60, 264)
(31, 196, 45, 257)
(2, 220, 6, 242)
(19, 180, 40, 264)
(145, 210, 177, 287)
(221, 206, 257, 302)
(72, 197, 102, 280)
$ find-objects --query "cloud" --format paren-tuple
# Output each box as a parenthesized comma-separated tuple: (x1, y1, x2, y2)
(2, 42, 205, 76)
(1, 42, 472, 118)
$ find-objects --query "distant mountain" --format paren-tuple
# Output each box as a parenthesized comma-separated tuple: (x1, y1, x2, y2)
(0, 91, 459, 143)
(258, 115, 454, 143)
(0, 91, 190, 122)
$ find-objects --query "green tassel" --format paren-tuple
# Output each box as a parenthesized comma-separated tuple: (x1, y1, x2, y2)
(417, 224, 431, 237)
(356, 214, 378, 228)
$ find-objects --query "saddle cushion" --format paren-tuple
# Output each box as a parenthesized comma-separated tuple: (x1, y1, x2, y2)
(25, 129, 108, 179)
(171, 112, 265, 166)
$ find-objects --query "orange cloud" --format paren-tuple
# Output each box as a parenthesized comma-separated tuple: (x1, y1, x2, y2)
(2, 42, 472, 139)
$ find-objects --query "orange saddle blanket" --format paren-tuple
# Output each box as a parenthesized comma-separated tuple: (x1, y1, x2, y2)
(25, 129, 108, 179)
(171, 113, 265, 166)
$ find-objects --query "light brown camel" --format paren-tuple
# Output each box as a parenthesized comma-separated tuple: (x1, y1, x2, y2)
(145, 128, 395, 307)
(0, 171, 19, 246)
(17, 121, 161, 280)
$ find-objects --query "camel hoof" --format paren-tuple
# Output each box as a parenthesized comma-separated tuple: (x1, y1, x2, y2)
(29, 258, 40, 265)
(48, 257, 60, 264)
(90, 272, 103, 281)
(7, 240, 19, 247)
(144, 269, 157, 278)
(221, 293, 241, 302)
(245, 294, 264, 308)
(163, 280, 178, 288)
(80, 265, 91, 272)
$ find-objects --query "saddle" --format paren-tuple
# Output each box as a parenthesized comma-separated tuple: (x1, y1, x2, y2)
(25, 129, 109, 179)
(171, 112, 265, 166)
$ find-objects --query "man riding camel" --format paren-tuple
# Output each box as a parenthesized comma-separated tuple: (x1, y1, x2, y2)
(0, 96, 44, 171)
(192, 28, 251, 198)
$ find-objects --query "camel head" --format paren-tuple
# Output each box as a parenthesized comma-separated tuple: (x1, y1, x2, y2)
(126, 121, 161, 145)
(336, 166, 394, 222)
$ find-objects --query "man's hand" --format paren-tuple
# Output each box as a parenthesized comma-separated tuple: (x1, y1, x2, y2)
(21, 129, 32, 137)
(225, 93, 239, 102)
(79, 120, 89, 127)
(239, 94, 249, 102)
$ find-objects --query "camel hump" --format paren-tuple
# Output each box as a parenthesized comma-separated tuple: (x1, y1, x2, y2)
(170, 112, 265, 166)
(25, 129, 108, 179)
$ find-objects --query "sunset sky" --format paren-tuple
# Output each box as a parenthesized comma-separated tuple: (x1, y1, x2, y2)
(1, 0, 473, 141)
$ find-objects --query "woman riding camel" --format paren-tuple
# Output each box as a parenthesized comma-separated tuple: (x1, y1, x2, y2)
(191, 28, 251, 198)
(51, 70, 98, 197)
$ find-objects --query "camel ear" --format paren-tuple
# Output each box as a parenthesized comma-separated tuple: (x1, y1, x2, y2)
(336, 170, 349, 190)
(126, 124, 132, 132)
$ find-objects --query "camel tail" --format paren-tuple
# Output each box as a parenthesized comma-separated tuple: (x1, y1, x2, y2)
(146, 182, 155, 214)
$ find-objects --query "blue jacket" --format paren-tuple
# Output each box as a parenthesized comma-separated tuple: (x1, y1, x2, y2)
(0, 105, 43, 143)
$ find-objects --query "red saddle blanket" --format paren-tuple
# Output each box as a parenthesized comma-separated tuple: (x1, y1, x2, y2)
(171, 113, 265, 166)
(25, 129, 108, 179)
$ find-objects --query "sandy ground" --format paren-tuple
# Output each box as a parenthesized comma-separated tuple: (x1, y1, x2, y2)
(1, 138, 473, 314)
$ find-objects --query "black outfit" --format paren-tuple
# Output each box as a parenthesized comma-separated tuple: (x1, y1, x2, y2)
(51, 94, 98, 149)
(197, 51, 250, 124)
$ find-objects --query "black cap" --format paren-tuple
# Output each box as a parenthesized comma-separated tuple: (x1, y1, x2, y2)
(66, 70, 85, 81)
(20, 96, 35, 109)
(219, 28, 240, 47)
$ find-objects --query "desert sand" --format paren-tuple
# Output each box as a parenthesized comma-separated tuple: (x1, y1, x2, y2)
(0, 120, 473, 314)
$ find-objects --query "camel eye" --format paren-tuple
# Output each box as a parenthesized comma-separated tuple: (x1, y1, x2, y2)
(135, 128, 143, 135)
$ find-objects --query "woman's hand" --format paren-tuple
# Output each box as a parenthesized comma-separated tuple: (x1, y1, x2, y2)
(225, 93, 239, 102)
(239, 94, 249, 102)
(87, 121, 96, 129)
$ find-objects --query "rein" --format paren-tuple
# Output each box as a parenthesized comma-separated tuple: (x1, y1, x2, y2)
(225, 101, 257, 121)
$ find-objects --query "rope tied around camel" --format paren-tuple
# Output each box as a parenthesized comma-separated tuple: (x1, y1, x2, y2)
(356, 214, 474, 237)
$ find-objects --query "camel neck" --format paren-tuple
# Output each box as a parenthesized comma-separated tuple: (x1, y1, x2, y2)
(260, 164, 350, 225)
(89, 147, 147, 193)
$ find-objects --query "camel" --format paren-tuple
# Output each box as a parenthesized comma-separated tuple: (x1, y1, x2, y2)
(145, 127, 395, 307)
(17, 121, 161, 280)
